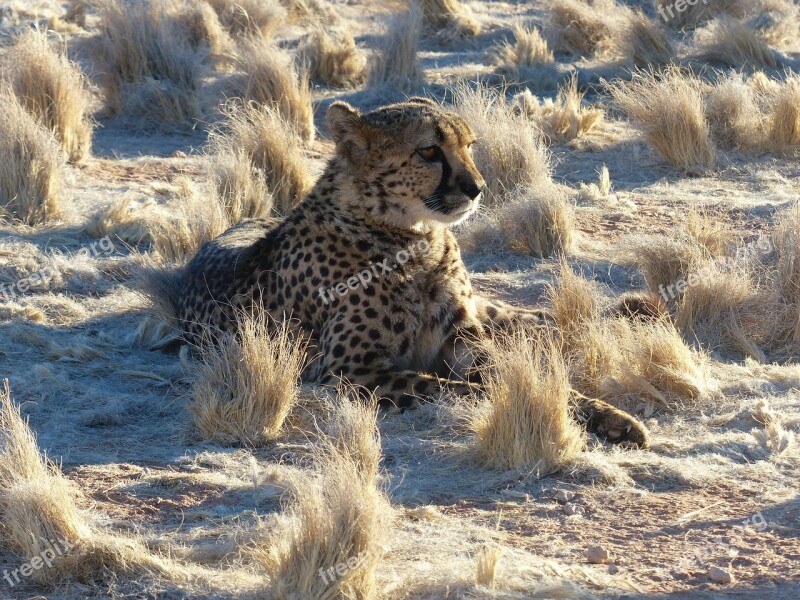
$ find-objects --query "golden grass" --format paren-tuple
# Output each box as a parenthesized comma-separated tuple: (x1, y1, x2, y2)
(209, 102, 313, 215)
(470, 331, 585, 473)
(494, 186, 576, 258)
(548, 262, 601, 346)
(618, 9, 674, 68)
(766, 73, 800, 154)
(0, 88, 63, 225)
(684, 206, 732, 258)
(541, 77, 604, 142)
(7, 30, 93, 164)
(204, 0, 286, 37)
(475, 546, 500, 588)
(450, 83, 550, 205)
(636, 236, 705, 301)
(693, 17, 777, 70)
(705, 72, 761, 149)
(300, 27, 367, 88)
(231, 37, 315, 144)
(418, 0, 480, 38)
(0, 380, 172, 586)
(653, 0, 715, 29)
(607, 68, 717, 171)
(93, 0, 202, 125)
(190, 313, 307, 446)
(495, 23, 553, 72)
(550, 0, 620, 57)
(258, 399, 389, 599)
(368, 3, 424, 91)
(207, 149, 274, 223)
(765, 204, 800, 359)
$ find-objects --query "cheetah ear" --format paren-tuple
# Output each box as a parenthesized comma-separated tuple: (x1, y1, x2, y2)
(326, 101, 365, 146)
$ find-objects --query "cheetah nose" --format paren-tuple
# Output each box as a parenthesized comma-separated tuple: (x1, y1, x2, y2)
(461, 182, 483, 200)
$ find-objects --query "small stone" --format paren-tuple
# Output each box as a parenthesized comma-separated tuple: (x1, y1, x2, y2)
(171, 150, 188, 158)
(608, 564, 619, 575)
(586, 545, 609, 564)
(501, 489, 530, 501)
(708, 566, 732, 584)
(553, 489, 574, 503)
(563, 503, 583, 516)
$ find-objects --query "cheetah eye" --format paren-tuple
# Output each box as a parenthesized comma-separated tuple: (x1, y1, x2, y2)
(416, 145, 442, 162)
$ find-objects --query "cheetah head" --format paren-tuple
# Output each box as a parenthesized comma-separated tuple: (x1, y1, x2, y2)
(326, 98, 485, 230)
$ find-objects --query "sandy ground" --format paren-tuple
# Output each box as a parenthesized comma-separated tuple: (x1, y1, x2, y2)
(1, 0, 799, 598)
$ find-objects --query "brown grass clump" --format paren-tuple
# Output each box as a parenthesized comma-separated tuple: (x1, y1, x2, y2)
(209, 102, 313, 215)
(93, 0, 203, 125)
(765, 205, 800, 358)
(495, 23, 554, 71)
(0, 380, 172, 586)
(418, 0, 480, 38)
(207, 149, 274, 223)
(300, 27, 367, 88)
(692, 17, 777, 70)
(607, 68, 716, 171)
(475, 546, 500, 588)
(190, 313, 307, 446)
(231, 37, 315, 144)
(368, 3, 424, 91)
(7, 30, 93, 163)
(494, 186, 576, 258)
(470, 331, 585, 473)
(543, 77, 603, 142)
(617, 9, 674, 68)
(653, 0, 715, 29)
(765, 74, 800, 154)
(258, 399, 389, 599)
(204, 0, 286, 37)
(705, 72, 761, 149)
(636, 236, 705, 302)
(548, 262, 601, 346)
(450, 83, 550, 205)
(550, 0, 621, 57)
(0, 89, 63, 225)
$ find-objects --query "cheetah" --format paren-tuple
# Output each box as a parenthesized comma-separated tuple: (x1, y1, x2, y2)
(177, 97, 649, 448)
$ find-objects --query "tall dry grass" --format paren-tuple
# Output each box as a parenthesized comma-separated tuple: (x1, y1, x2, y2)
(617, 9, 674, 68)
(450, 83, 550, 205)
(231, 37, 315, 144)
(0, 89, 63, 225)
(300, 27, 366, 88)
(495, 23, 554, 72)
(418, 0, 480, 38)
(258, 399, 389, 598)
(190, 313, 307, 446)
(368, 3, 424, 91)
(550, 0, 623, 56)
(470, 331, 585, 473)
(766, 74, 800, 154)
(705, 72, 761, 149)
(208, 102, 313, 215)
(7, 30, 93, 163)
(514, 78, 603, 143)
(204, 0, 286, 37)
(93, 0, 202, 124)
(0, 380, 172, 586)
(607, 68, 717, 171)
(692, 17, 777, 70)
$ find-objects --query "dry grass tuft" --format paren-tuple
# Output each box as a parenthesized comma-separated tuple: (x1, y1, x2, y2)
(418, 0, 480, 38)
(550, 0, 621, 57)
(493, 186, 576, 258)
(7, 30, 93, 163)
(607, 68, 716, 171)
(495, 23, 553, 73)
(548, 263, 601, 346)
(0, 380, 172, 585)
(470, 331, 585, 473)
(204, 0, 286, 37)
(258, 399, 389, 599)
(209, 102, 313, 215)
(190, 313, 307, 446)
(636, 235, 705, 301)
(231, 37, 315, 144)
(766, 73, 800, 154)
(692, 17, 777, 70)
(93, 0, 204, 125)
(368, 3, 424, 91)
(705, 72, 761, 149)
(617, 9, 674, 68)
(450, 83, 550, 205)
(475, 546, 500, 588)
(300, 27, 367, 88)
(653, 0, 715, 29)
(0, 88, 63, 225)
(515, 77, 603, 142)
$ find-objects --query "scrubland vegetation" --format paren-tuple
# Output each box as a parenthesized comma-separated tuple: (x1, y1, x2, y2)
(0, 0, 798, 598)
